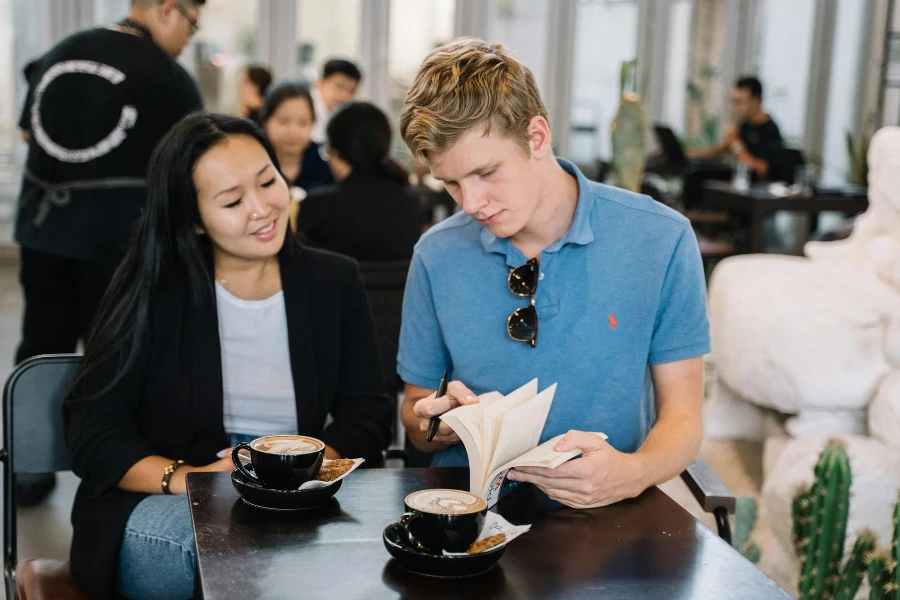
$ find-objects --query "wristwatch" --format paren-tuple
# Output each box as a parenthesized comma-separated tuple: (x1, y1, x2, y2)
(161, 459, 186, 494)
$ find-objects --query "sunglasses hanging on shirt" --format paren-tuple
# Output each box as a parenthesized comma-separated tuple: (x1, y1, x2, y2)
(507, 258, 538, 347)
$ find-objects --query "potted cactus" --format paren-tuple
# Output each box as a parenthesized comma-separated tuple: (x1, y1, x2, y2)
(791, 440, 878, 600)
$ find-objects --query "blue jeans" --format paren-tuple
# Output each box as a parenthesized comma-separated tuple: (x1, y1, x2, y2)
(116, 433, 258, 599)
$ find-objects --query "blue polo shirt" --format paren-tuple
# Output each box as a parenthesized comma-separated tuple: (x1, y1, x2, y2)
(398, 158, 710, 467)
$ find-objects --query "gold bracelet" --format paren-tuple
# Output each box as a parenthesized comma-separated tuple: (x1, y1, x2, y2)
(161, 460, 186, 495)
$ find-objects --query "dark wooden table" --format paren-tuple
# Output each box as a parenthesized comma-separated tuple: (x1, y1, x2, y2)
(186, 469, 791, 599)
(701, 181, 868, 254)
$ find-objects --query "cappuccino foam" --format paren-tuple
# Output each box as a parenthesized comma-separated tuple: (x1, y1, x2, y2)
(406, 489, 487, 515)
(251, 436, 322, 455)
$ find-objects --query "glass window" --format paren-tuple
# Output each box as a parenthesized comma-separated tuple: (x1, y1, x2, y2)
(387, 0, 455, 162)
(569, 0, 638, 163)
(295, 0, 362, 84)
(752, 0, 816, 146)
(819, 0, 870, 185)
(190, 0, 259, 113)
(662, 0, 692, 135)
(487, 0, 550, 95)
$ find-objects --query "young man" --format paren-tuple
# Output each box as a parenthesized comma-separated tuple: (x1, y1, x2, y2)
(14, 0, 205, 504)
(398, 38, 710, 509)
(688, 76, 783, 178)
(309, 58, 362, 144)
(681, 76, 784, 209)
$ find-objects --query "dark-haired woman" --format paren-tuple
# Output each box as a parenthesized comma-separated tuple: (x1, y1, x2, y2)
(238, 64, 272, 123)
(259, 81, 333, 193)
(64, 114, 391, 599)
(296, 101, 421, 261)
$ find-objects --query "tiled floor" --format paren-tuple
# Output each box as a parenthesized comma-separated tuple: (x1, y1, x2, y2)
(0, 264, 787, 592)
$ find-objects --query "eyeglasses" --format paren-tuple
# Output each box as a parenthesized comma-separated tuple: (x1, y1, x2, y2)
(173, 2, 200, 36)
(507, 258, 538, 347)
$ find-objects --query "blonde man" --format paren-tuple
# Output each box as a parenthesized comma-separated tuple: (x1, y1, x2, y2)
(397, 38, 710, 509)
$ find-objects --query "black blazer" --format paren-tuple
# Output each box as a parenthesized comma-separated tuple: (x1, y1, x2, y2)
(296, 172, 422, 262)
(63, 243, 391, 599)
(293, 141, 334, 192)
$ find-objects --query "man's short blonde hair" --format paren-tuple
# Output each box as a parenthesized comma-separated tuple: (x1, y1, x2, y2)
(400, 38, 548, 164)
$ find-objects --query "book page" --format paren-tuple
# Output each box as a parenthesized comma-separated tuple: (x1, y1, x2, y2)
(482, 379, 539, 474)
(485, 383, 557, 479)
(440, 403, 485, 491)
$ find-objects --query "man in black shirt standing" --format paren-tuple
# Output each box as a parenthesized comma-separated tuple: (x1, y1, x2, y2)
(14, 0, 206, 504)
(681, 76, 784, 208)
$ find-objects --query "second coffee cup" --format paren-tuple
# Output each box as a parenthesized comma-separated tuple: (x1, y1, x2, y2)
(232, 435, 325, 490)
(399, 488, 488, 554)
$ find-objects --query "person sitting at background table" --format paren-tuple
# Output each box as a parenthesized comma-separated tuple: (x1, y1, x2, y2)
(295, 101, 421, 261)
(310, 58, 362, 144)
(238, 64, 272, 123)
(260, 81, 334, 193)
(64, 113, 391, 599)
(397, 38, 710, 509)
(682, 76, 784, 208)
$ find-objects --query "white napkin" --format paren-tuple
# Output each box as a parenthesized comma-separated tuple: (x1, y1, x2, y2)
(442, 511, 531, 556)
(298, 458, 365, 490)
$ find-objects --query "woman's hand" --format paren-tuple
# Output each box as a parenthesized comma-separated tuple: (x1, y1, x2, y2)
(168, 451, 235, 495)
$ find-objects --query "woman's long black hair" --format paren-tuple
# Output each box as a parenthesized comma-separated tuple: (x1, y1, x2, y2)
(69, 113, 292, 399)
(326, 101, 409, 186)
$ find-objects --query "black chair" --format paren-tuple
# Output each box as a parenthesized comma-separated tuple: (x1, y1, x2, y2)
(1, 354, 88, 599)
(357, 260, 409, 401)
(768, 148, 806, 184)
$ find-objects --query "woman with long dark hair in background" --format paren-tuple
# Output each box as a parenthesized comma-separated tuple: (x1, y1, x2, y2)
(64, 113, 390, 599)
(259, 81, 334, 193)
(238, 64, 272, 123)
(296, 101, 421, 261)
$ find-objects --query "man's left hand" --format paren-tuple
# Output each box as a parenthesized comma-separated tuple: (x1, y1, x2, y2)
(506, 430, 646, 509)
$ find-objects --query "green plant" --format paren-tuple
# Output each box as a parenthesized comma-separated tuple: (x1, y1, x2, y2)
(867, 550, 894, 600)
(846, 114, 875, 186)
(833, 530, 876, 600)
(734, 495, 761, 563)
(793, 440, 853, 600)
(610, 60, 647, 193)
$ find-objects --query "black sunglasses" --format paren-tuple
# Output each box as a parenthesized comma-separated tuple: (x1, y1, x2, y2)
(507, 258, 538, 347)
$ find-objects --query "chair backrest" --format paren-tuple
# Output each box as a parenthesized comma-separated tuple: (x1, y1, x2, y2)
(2, 354, 80, 475)
(357, 261, 409, 398)
(2, 354, 81, 597)
(768, 147, 806, 183)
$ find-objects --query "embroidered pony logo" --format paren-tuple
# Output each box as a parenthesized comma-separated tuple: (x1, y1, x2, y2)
(609, 313, 618, 330)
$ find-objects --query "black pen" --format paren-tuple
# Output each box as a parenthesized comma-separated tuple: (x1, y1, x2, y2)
(425, 371, 449, 443)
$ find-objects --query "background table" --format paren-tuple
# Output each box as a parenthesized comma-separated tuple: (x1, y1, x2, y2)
(701, 181, 868, 254)
(186, 469, 791, 599)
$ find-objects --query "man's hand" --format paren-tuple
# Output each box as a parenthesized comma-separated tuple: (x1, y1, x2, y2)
(507, 430, 646, 509)
(412, 381, 479, 446)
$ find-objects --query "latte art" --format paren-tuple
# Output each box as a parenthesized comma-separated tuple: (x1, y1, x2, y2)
(405, 489, 487, 515)
(251, 435, 322, 455)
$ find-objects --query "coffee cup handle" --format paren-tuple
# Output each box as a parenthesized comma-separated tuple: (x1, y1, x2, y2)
(397, 513, 429, 552)
(231, 443, 261, 484)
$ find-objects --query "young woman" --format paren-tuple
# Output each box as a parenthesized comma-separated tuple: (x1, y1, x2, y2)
(238, 64, 272, 123)
(64, 113, 391, 599)
(296, 101, 421, 262)
(259, 82, 334, 193)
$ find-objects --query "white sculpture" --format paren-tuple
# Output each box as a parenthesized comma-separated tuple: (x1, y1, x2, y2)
(705, 126, 900, 443)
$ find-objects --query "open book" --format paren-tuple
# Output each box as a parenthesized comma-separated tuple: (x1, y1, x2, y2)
(440, 379, 606, 507)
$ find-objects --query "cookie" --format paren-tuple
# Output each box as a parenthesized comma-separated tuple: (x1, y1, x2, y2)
(315, 459, 356, 482)
(467, 533, 506, 554)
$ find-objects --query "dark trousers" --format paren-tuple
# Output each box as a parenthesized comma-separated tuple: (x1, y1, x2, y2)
(15, 247, 118, 365)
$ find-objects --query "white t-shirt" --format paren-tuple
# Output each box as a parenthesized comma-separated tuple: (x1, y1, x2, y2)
(310, 86, 331, 145)
(216, 282, 297, 436)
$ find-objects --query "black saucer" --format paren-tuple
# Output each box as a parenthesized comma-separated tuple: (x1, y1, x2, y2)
(231, 467, 341, 511)
(382, 520, 505, 578)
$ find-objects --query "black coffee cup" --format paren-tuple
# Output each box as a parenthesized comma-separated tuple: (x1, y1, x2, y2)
(399, 489, 488, 554)
(231, 435, 325, 490)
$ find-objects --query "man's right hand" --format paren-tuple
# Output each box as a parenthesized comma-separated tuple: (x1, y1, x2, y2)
(411, 381, 480, 446)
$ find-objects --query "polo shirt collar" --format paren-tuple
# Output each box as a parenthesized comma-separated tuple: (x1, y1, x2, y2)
(479, 157, 595, 264)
